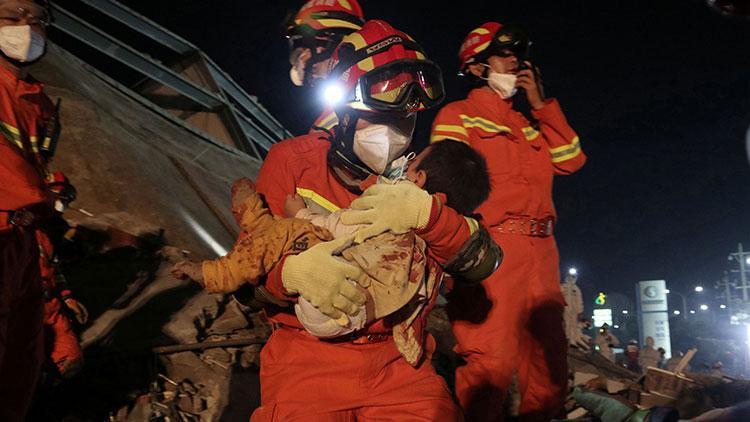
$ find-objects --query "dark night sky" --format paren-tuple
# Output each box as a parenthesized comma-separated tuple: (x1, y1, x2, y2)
(116, 0, 750, 301)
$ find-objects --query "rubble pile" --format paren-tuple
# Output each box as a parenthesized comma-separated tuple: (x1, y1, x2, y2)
(110, 287, 271, 421)
(565, 347, 750, 420)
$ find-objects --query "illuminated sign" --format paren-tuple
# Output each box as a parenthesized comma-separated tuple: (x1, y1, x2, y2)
(593, 308, 613, 328)
(636, 280, 672, 359)
(595, 292, 607, 305)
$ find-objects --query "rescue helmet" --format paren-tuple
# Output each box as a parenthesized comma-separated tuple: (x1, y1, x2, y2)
(458, 21, 530, 75)
(323, 19, 445, 113)
(285, 0, 364, 37)
(46, 171, 76, 207)
(323, 20, 445, 180)
(285, 0, 364, 76)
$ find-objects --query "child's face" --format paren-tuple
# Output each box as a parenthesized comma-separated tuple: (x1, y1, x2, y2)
(405, 147, 430, 188)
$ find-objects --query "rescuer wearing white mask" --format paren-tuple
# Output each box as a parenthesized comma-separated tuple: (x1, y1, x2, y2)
(249, 20, 500, 421)
(431, 21, 587, 421)
(0, 1, 59, 421)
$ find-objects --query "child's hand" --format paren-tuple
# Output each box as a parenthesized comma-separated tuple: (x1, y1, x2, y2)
(284, 193, 307, 217)
(171, 261, 203, 283)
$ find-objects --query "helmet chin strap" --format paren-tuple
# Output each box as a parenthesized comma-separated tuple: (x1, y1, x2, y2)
(0, 49, 46, 68)
(303, 35, 343, 87)
(327, 108, 375, 183)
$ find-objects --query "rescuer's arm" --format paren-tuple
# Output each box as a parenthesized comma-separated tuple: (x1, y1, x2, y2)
(517, 62, 586, 175)
(532, 98, 586, 175)
(340, 183, 501, 281)
(0, 141, 49, 211)
(255, 142, 299, 216)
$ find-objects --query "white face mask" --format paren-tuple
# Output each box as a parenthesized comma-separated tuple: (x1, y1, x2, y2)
(0, 25, 45, 63)
(353, 123, 412, 174)
(54, 200, 66, 213)
(289, 65, 305, 87)
(482, 65, 517, 99)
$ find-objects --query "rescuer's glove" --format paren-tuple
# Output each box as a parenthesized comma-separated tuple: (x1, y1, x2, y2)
(340, 181, 433, 244)
(281, 236, 366, 320)
(63, 297, 89, 325)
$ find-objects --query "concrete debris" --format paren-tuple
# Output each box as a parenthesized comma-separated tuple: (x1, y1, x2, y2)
(565, 347, 750, 420)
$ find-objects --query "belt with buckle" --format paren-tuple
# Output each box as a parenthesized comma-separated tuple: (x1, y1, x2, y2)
(491, 216, 555, 237)
(1, 209, 36, 228)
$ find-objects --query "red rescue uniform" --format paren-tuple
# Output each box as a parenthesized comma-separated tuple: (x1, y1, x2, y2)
(0, 64, 55, 422)
(431, 87, 585, 421)
(251, 132, 472, 421)
(36, 230, 83, 375)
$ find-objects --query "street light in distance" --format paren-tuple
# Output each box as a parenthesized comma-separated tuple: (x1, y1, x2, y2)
(673, 310, 681, 315)
(700, 304, 709, 311)
(695, 286, 704, 293)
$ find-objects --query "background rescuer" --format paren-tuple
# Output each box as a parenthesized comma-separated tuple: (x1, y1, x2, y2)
(0, 1, 60, 420)
(431, 21, 586, 421)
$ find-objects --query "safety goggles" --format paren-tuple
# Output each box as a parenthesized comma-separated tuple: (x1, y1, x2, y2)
(352, 59, 445, 112)
(487, 26, 531, 61)
(48, 182, 76, 204)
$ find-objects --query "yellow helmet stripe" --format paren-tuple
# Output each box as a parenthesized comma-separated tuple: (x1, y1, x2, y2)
(471, 28, 491, 35)
(342, 32, 367, 50)
(316, 19, 362, 31)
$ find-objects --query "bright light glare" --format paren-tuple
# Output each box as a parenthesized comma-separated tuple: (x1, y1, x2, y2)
(180, 211, 229, 256)
(613, 324, 620, 329)
(746, 256, 750, 266)
(621, 310, 629, 314)
(690, 310, 696, 314)
(673, 310, 681, 315)
(568, 267, 578, 276)
(700, 304, 709, 311)
(720, 304, 727, 309)
(695, 286, 704, 292)
(322, 83, 344, 105)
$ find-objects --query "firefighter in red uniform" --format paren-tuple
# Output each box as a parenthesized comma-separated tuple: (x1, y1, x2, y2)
(431, 22, 586, 421)
(251, 20, 499, 421)
(38, 172, 87, 378)
(285, 0, 364, 132)
(0, 1, 58, 420)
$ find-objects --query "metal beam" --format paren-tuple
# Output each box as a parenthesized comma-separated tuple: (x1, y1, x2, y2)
(204, 57, 292, 139)
(73, 0, 290, 141)
(236, 113, 274, 152)
(50, 2, 223, 111)
(76, 0, 196, 55)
